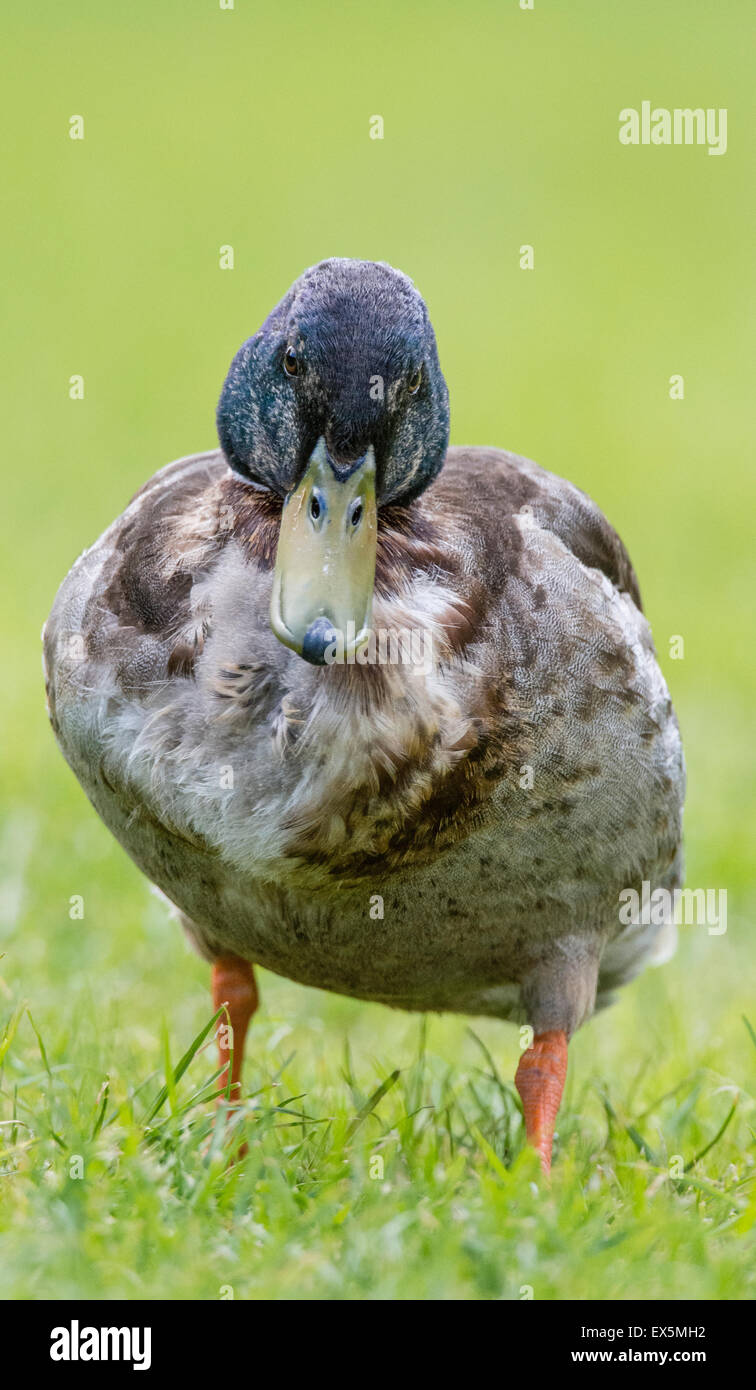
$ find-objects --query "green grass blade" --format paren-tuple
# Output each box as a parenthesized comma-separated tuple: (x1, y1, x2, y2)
(0, 1002, 26, 1068)
(144, 1007, 224, 1125)
(25, 1010, 52, 1081)
(684, 1099, 739, 1172)
(346, 1069, 400, 1138)
(91, 1079, 110, 1139)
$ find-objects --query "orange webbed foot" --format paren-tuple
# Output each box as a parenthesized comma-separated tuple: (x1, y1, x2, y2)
(514, 1029, 568, 1175)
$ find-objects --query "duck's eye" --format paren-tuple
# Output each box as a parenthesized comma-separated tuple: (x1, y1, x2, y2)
(408, 366, 422, 395)
(283, 347, 298, 377)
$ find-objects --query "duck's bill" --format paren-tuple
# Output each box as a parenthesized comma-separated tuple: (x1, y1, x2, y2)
(270, 439, 377, 666)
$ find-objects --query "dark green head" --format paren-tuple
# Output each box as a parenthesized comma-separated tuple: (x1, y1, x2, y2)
(217, 257, 449, 506)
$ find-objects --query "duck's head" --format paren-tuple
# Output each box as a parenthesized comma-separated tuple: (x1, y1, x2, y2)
(217, 258, 449, 664)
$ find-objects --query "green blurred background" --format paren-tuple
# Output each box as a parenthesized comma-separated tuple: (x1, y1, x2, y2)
(1, 1, 754, 1299)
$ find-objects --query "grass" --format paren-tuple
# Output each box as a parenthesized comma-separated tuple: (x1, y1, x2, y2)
(0, 895, 754, 1299)
(2, 0, 756, 1299)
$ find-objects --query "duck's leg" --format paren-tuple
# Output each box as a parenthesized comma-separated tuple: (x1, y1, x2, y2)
(516, 937, 601, 1173)
(515, 1030, 568, 1174)
(211, 954, 259, 1105)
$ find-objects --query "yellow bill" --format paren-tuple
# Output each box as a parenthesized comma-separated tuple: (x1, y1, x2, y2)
(270, 438, 377, 665)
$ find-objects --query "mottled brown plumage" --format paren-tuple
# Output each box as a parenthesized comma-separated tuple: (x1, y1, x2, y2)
(44, 444, 683, 1007)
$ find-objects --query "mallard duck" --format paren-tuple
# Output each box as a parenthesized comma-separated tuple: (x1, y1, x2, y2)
(43, 258, 685, 1172)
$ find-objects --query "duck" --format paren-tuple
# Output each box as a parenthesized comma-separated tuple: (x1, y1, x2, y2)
(43, 258, 685, 1172)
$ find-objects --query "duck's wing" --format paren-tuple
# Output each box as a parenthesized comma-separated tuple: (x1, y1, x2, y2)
(415, 444, 684, 913)
(42, 449, 284, 838)
(434, 446, 642, 610)
(43, 447, 279, 704)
